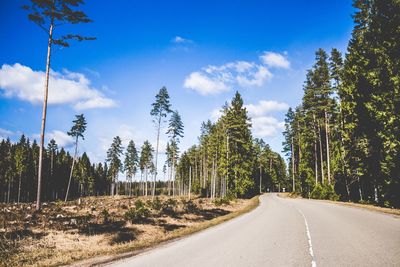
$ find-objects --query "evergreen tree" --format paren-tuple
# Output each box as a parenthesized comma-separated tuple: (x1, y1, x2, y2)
(65, 114, 87, 202)
(106, 136, 123, 196)
(139, 141, 154, 196)
(23, 0, 95, 210)
(150, 87, 172, 199)
(124, 140, 138, 196)
(166, 110, 184, 196)
(14, 135, 28, 203)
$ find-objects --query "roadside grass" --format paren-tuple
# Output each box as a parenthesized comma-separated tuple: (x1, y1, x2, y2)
(0, 195, 259, 267)
(71, 195, 260, 267)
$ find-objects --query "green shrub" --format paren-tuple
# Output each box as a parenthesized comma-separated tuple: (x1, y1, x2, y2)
(181, 199, 198, 213)
(310, 183, 323, 199)
(124, 200, 150, 223)
(310, 183, 339, 201)
(125, 199, 151, 223)
(162, 198, 178, 215)
(148, 197, 163, 211)
(100, 209, 110, 224)
(213, 196, 231, 206)
(324, 184, 339, 201)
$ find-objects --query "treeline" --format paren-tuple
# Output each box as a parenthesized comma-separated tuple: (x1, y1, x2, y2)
(172, 92, 287, 198)
(0, 136, 110, 203)
(0, 90, 286, 203)
(283, 0, 400, 207)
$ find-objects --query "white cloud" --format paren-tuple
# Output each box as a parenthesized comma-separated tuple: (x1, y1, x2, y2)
(0, 128, 13, 140)
(184, 61, 273, 95)
(0, 63, 116, 110)
(252, 116, 285, 137)
(184, 51, 290, 95)
(236, 65, 272, 87)
(210, 99, 288, 138)
(184, 72, 230, 95)
(260, 51, 290, 69)
(47, 130, 74, 147)
(172, 36, 193, 44)
(210, 108, 223, 121)
(32, 130, 74, 148)
(245, 100, 289, 117)
(246, 99, 288, 138)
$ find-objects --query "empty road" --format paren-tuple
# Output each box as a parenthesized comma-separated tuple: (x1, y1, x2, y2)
(110, 194, 400, 267)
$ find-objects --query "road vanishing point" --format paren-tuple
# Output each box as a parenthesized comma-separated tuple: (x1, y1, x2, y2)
(109, 194, 400, 267)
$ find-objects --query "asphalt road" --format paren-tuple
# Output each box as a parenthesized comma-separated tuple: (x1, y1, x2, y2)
(109, 194, 400, 267)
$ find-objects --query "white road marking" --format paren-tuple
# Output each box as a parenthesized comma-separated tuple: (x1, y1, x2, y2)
(297, 208, 317, 267)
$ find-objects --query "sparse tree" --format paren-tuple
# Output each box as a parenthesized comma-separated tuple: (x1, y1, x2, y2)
(150, 87, 171, 198)
(65, 114, 87, 202)
(106, 136, 123, 197)
(23, 0, 95, 210)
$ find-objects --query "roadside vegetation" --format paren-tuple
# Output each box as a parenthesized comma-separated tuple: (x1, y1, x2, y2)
(0, 195, 258, 267)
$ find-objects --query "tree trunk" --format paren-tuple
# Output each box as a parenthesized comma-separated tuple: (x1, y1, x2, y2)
(259, 164, 262, 194)
(188, 165, 192, 200)
(358, 177, 363, 201)
(65, 137, 78, 202)
(110, 180, 114, 197)
(145, 167, 148, 196)
(313, 114, 318, 184)
(172, 150, 176, 196)
(317, 120, 325, 184)
(17, 174, 22, 204)
(291, 136, 295, 192)
(36, 20, 54, 211)
(297, 121, 301, 172)
(7, 180, 11, 203)
(325, 110, 331, 185)
(153, 116, 162, 199)
(167, 165, 171, 196)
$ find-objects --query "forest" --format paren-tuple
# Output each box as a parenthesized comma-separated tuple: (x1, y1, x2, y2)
(0, 0, 399, 209)
(283, 0, 400, 207)
(0, 90, 287, 204)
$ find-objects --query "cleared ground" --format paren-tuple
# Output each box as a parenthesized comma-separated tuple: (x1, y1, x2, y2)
(0, 196, 256, 266)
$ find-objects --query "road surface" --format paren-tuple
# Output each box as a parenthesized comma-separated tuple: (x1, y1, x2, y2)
(109, 194, 400, 267)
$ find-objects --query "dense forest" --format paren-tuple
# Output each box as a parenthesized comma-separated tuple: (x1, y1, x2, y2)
(283, 0, 400, 207)
(0, 90, 287, 203)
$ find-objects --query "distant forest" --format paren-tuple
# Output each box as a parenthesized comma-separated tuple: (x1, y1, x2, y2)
(0, 91, 287, 203)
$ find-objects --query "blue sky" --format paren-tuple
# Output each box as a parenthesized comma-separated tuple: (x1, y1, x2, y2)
(0, 0, 355, 179)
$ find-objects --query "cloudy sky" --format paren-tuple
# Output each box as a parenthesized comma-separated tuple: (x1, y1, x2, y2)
(0, 0, 354, 178)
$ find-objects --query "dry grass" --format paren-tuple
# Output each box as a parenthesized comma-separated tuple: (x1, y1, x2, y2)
(0, 195, 259, 267)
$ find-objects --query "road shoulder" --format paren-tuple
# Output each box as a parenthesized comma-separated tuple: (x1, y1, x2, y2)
(278, 193, 400, 217)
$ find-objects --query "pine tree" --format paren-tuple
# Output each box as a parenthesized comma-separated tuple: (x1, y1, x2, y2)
(166, 110, 184, 197)
(65, 114, 87, 202)
(139, 141, 154, 196)
(225, 92, 254, 197)
(14, 135, 28, 203)
(124, 140, 138, 196)
(23, 0, 95, 210)
(106, 136, 123, 196)
(150, 87, 172, 199)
